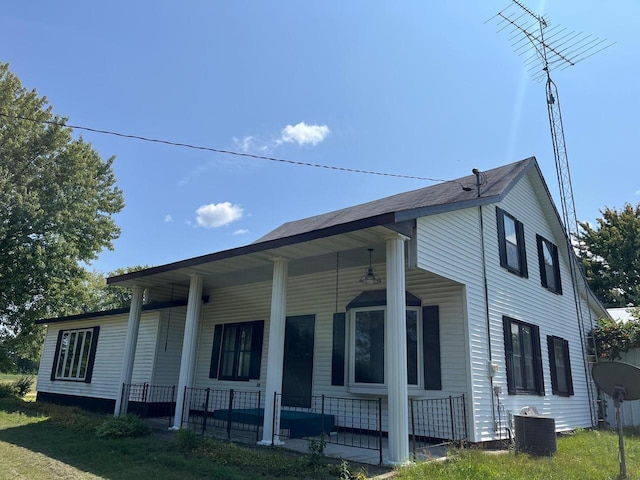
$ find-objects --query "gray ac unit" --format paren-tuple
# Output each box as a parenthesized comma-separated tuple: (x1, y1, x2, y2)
(514, 414, 557, 457)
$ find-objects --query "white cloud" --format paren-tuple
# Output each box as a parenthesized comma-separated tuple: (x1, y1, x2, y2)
(279, 122, 330, 146)
(195, 202, 243, 228)
(164, 214, 173, 223)
(233, 229, 250, 236)
(635, 189, 640, 196)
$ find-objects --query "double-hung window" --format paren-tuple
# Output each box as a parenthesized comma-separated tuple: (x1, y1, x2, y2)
(547, 335, 574, 396)
(503, 317, 544, 395)
(536, 235, 562, 294)
(51, 327, 100, 383)
(210, 320, 264, 381)
(496, 207, 528, 277)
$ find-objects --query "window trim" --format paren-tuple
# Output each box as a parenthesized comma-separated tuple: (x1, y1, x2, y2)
(50, 326, 100, 383)
(547, 335, 574, 396)
(496, 207, 528, 278)
(209, 320, 264, 382)
(503, 317, 544, 395)
(536, 235, 562, 294)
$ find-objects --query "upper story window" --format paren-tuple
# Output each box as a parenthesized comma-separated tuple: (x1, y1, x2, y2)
(51, 327, 100, 383)
(503, 317, 544, 395)
(536, 235, 562, 294)
(547, 335, 574, 396)
(496, 207, 528, 277)
(209, 320, 264, 381)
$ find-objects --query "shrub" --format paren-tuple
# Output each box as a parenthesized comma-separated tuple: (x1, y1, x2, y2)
(12, 376, 33, 397)
(0, 383, 15, 398)
(175, 427, 201, 453)
(95, 414, 151, 439)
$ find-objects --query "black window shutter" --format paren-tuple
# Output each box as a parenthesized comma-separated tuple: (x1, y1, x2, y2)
(503, 317, 516, 395)
(50, 330, 65, 381)
(553, 243, 563, 295)
(84, 326, 100, 384)
(496, 207, 507, 268)
(331, 313, 346, 386)
(532, 325, 544, 395)
(563, 339, 574, 395)
(547, 335, 559, 394)
(422, 306, 441, 390)
(209, 324, 223, 379)
(516, 220, 528, 278)
(248, 320, 264, 379)
(537, 235, 548, 289)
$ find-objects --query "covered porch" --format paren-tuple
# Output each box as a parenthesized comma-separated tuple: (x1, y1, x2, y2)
(110, 223, 472, 464)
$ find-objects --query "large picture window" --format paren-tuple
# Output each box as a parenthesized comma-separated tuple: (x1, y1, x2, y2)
(51, 327, 100, 383)
(351, 307, 421, 387)
(210, 320, 264, 381)
(503, 317, 544, 395)
(547, 335, 574, 396)
(496, 207, 528, 277)
(536, 235, 562, 294)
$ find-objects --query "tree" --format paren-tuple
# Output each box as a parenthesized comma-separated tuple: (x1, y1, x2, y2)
(579, 203, 640, 307)
(74, 266, 150, 313)
(0, 62, 125, 367)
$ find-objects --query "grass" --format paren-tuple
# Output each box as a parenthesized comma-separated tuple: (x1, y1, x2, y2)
(0, 397, 371, 480)
(396, 429, 640, 480)
(2, 394, 638, 480)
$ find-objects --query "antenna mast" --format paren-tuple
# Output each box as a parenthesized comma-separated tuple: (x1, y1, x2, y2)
(489, 1, 614, 427)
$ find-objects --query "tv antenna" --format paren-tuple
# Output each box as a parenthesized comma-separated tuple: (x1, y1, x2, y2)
(488, 1, 614, 426)
(592, 361, 640, 479)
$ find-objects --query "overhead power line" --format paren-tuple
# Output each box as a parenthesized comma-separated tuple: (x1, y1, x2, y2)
(0, 112, 461, 185)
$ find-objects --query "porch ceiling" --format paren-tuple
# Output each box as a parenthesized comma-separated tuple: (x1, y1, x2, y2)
(110, 225, 394, 291)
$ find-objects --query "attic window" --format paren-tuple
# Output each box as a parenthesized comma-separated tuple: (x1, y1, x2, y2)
(496, 207, 528, 277)
(536, 235, 562, 294)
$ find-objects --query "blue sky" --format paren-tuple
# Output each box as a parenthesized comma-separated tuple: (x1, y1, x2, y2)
(2, 1, 638, 274)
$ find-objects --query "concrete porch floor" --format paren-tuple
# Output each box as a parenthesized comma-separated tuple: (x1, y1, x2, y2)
(146, 417, 450, 468)
(280, 433, 449, 466)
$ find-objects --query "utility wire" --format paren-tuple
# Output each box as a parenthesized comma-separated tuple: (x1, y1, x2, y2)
(0, 112, 467, 187)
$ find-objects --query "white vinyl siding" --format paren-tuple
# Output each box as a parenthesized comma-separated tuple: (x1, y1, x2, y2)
(417, 170, 599, 441)
(152, 307, 186, 386)
(37, 312, 160, 401)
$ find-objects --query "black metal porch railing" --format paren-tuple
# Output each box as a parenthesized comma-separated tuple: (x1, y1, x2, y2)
(171, 386, 467, 464)
(182, 387, 263, 441)
(274, 393, 384, 464)
(410, 395, 468, 452)
(120, 383, 176, 425)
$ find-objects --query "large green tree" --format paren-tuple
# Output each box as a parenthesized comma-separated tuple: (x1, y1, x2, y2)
(0, 62, 125, 364)
(580, 203, 640, 307)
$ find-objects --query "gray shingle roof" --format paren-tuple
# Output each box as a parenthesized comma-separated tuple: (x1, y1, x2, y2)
(256, 157, 536, 243)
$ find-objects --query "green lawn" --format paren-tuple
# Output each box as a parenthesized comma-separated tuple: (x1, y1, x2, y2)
(0, 397, 372, 480)
(1, 395, 638, 480)
(396, 429, 640, 480)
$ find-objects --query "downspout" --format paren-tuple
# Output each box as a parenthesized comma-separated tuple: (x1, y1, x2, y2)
(473, 168, 498, 433)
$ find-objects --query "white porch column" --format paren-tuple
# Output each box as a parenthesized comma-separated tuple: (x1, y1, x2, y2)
(114, 285, 144, 416)
(171, 274, 204, 430)
(385, 234, 410, 465)
(259, 257, 288, 446)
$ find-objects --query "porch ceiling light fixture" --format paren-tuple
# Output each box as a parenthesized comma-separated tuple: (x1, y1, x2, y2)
(359, 248, 382, 285)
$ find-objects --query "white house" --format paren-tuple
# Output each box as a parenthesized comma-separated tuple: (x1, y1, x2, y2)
(35, 157, 608, 464)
